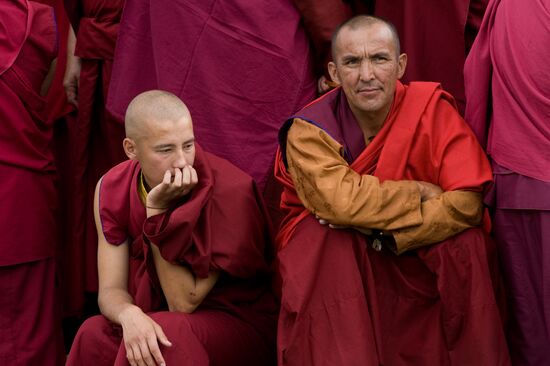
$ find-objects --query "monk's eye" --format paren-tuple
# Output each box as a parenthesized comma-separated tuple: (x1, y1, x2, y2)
(372, 55, 390, 64)
(342, 57, 360, 66)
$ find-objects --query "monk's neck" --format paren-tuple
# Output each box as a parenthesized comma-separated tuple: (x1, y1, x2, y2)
(351, 104, 392, 143)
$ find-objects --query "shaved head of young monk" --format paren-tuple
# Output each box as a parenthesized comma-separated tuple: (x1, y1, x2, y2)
(123, 90, 196, 189)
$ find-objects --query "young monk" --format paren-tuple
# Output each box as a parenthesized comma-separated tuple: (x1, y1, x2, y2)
(66, 90, 277, 366)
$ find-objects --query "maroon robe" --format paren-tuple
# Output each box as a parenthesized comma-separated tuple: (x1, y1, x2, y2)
(35, 0, 79, 323)
(275, 83, 510, 365)
(292, 0, 488, 113)
(67, 145, 277, 365)
(0, 0, 64, 364)
(62, 0, 127, 316)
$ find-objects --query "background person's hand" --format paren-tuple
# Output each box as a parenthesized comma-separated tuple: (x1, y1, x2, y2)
(63, 54, 81, 107)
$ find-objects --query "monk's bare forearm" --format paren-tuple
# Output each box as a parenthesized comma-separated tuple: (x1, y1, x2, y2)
(98, 287, 141, 325)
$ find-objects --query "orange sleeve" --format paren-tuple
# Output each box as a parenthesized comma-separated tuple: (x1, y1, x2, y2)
(391, 191, 483, 254)
(287, 118, 485, 255)
(286, 119, 423, 230)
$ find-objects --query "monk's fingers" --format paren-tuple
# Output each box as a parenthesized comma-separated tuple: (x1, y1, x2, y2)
(181, 165, 191, 186)
(130, 343, 148, 366)
(172, 168, 184, 189)
(189, 166, 198, 186)
(138, 339, 157, 366)
(318, 218, 328, 225)
(146, 334, 167, 366)
(125, 345, 139, 366)
(153, 322, 172, 347)
(162, 170, 172, 185)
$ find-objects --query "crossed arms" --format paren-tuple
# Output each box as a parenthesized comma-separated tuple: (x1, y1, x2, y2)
(286, 119, 484, 254)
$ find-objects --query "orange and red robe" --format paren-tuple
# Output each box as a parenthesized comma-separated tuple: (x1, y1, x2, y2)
(67, 145, 278, 365)
(275, 82, 510, 365)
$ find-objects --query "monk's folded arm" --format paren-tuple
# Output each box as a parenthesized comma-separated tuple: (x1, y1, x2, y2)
(390, 190, 483, 254)
(149, 244, 220, 314)
(286, 119, 422, 230)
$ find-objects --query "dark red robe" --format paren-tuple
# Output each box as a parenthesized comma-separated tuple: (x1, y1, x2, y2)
(0, 0, 64, 364)
(67, 145, 278, 365)
(274, 83, 510, 365)
(62, 0, 127, 316)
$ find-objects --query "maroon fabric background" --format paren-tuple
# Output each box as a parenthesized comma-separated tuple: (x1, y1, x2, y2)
(106, 0, 317, 192)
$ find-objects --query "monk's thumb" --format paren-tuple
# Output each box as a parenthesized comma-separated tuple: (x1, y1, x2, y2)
(154, 324, 173, 347)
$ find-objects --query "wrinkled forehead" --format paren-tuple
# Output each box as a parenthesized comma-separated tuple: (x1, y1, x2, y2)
(334, 23, 397, 57)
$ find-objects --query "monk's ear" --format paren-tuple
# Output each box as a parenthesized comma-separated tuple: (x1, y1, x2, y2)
(328, 61, 341, 86)
(123, 138, 138, 160)
(397, 53, 407, 79)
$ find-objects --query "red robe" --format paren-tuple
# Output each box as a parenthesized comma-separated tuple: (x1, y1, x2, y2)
(67, 145, 278, 365)
(0, 0, 64, 364)
(63, 0, 127, 316)
(275, 83, 510, 365)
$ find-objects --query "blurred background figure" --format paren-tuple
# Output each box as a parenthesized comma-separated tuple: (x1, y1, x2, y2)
(465, 0, 550, 364)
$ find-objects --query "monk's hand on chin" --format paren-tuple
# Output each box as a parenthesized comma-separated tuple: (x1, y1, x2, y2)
(119, 306, 172, 366)
(415, 181, 443, 201)
(146, 166, 198, 213)
(316, 216, 373, 235)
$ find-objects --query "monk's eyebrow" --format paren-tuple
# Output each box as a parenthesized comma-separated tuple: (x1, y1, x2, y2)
(153, 143, 175, 149)
(341, 55, 361, 63)
(370, 51, 391, 59)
